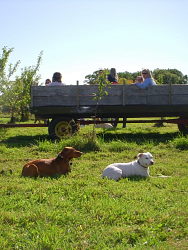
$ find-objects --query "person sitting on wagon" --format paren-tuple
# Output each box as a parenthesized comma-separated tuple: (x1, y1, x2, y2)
(133, 69, 156, 88)
(107, 68, 119, 84)
(134, 75, 143, 83)
(48, 72, 65, 86)
(45, 78, 51, 86)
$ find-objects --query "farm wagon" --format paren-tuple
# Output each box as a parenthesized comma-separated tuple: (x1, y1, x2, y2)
(30, 84, 188, 139)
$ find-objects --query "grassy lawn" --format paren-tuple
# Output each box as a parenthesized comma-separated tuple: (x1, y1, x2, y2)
(0, 121, 187, 249)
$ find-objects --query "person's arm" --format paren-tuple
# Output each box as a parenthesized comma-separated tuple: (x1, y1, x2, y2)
(135, 78, 151, 89)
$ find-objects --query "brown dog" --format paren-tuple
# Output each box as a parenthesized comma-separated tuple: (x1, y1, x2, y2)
(22, 147, 82, 177)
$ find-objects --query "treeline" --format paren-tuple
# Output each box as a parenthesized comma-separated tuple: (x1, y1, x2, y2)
(85, 68, 188, 85)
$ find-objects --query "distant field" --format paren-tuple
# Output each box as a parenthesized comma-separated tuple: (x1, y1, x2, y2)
(0, 121, 187, 249)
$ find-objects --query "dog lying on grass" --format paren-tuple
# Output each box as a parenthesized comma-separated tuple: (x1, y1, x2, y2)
(95, 123, 114, 129)
(94, 118, 114, 129)
(102, 152, 154, 181)
(22, 147, 82, 178)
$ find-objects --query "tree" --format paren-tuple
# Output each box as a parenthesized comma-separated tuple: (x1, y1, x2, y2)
(153, 68, 186, 85)
(84, 69, 112, 140)
(84, 69, 108, 85)
(15, 53, 42, 121)
(118, 71, 140, 81)
(0, 46, 42, 122)
(0, 47, 21, 121)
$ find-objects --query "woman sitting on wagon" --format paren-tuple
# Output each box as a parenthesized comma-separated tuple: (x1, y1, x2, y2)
(133, 69, 156, 88)
(48, 72, 65, 86)
(107, 68, 119, 84)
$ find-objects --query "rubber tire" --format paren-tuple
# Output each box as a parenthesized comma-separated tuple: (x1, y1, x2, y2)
(48, 117, 79, 140)
(178, 123, 188, 135)
(177, 117, 188, 135)
(112, 118, 119, 128)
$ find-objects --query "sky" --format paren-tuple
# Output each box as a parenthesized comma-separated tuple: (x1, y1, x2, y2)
(0, 0, 188, 85)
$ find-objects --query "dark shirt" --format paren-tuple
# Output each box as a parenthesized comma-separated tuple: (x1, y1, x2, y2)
(107, 74, 118, 83)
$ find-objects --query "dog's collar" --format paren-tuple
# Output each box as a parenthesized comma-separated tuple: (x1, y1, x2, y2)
(57, 154, 64, 159)
(57, 154, 72, 165)
(137, 160, 148, 169)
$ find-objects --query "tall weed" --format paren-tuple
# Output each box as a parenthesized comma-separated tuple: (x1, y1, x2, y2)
(36, 132, 101, 153)
(171, 135, 188, 150)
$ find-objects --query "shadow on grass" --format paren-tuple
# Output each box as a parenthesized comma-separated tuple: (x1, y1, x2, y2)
(98, 131, 180, 144)
(104, 176, 149, 182)
(1, 134, 49, 147)
(21, 175, 62, 180)
(127, 176, 148, 182)
(1, 130, 180, 148)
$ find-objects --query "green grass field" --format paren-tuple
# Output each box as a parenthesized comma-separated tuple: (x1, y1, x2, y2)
(0, 120, 187, 249)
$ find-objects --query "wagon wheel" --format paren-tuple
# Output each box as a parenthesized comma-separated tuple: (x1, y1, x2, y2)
(48, 118, 79, 140)
(177, 117, 188, 135)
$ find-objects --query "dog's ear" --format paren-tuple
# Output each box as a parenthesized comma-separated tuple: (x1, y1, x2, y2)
(137, 153, 143, 158)
(61, 147, 71, 156)
(61, 147, 75, 159)
(146, 152, 153, 158)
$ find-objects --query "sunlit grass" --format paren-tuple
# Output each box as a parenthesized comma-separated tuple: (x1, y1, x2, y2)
(0, 121, 187, 249)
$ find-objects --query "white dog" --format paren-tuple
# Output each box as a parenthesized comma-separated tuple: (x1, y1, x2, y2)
(102, 152, 154, 181)
(95, 123, 113, 129)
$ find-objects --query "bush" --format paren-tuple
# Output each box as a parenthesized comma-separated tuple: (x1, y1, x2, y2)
(171, 136, 188, 150)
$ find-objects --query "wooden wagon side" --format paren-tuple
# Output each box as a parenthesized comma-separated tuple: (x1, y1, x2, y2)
(30, 84, 188, 139)
(31, 84, 188, 116)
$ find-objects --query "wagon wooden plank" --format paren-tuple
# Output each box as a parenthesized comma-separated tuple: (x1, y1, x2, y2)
(31, 85, 188, 115)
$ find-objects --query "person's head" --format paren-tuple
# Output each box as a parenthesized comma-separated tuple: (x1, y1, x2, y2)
(110, 68, 117, 77)
(45, 79, 51, 85)
(52, 72, 62, 82)
(135, 76, 143, 83)
(141, 69, 152, 79)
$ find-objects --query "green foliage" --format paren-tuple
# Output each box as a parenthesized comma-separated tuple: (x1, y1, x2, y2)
(16, 52, 42, 121)
(118, 70, 140, 81)
(171, 135, 188, 150)
(0, 47, 20, 120)
(0, 46, 42, 122)
(92, 69, 111, 102)
(84, 69, 101, 85)
(84, 68, 110, 86)
(153, 68, 187, 85)
(36, 132, 101, 152)
(0, 47, 20, 81)
(85, 69, 112, 140)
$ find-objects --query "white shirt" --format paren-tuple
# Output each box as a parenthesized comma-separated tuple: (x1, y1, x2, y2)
(48, 81, 65, 86)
